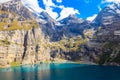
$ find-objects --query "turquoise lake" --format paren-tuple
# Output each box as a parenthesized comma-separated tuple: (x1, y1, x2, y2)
(0, 63, 120, 80)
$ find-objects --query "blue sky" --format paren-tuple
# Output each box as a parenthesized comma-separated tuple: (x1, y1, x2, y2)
(20, 0, 120, 21)
(38, 0, 114, 20)
(52, 0, 102, 19)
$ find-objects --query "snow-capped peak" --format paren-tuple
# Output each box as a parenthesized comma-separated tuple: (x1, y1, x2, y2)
(108, 3, 120, 14)
(21, 0, 43, 13)
(93, 2, 120, 26)
(59, 14, 84, 24)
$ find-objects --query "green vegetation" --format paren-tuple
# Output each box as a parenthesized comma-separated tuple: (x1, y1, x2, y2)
(103, 42, 116, 49)
(45, 36, 89, 60)
(112, 51, 120, 63)
(0, 10, 39, 31)
(10, 62, 21, 67)
(98, 42, 120, 65)
(98, 51, 111, 65)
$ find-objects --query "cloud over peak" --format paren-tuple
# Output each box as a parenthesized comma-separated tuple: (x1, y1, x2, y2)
(102, 0, 120, 3)
(21, 0, 80, 20)
(21, 0, 43, 13)
(0, 0, 11, 3)
(58, 6, 80, 20)
(42, 0, 80, 20)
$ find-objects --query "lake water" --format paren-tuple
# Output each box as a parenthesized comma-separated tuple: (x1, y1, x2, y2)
(0, 63, 120, 80)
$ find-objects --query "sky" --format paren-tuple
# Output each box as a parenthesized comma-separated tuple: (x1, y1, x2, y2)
(1, 0, 120, 21)
(37, 0, 120, 21)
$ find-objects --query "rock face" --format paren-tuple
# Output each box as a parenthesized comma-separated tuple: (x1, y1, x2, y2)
(93, 3, 120, 26)
(0, 0, 50, 66)
(38, 11, 59, 41)
(0, 0, 120, 67)
(58, 15, 92, 38)
(24, 2, 120, 65)
(39, 12, 92, 41)
(0, 0, 33, 19)
(88, 3, 120, 65)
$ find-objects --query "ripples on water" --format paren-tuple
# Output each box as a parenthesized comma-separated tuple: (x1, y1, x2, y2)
(0, 63, 120, 80)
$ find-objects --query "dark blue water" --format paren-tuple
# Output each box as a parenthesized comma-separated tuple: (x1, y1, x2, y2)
(0, 63, 120, 80)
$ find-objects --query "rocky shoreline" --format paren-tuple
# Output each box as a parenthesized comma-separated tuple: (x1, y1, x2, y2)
(1, 59, 120, 69)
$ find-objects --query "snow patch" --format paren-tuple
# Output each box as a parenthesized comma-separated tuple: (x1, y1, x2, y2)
(0, 0, 11, 3)
(116, 9, 120, 14)
(87, 14, 97, 22)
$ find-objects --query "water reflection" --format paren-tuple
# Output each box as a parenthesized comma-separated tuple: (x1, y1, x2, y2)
(0, 63, 50, 80)
(0, 63, 120, 80)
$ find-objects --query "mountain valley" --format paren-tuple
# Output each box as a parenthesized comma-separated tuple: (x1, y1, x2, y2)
(0, 0, 120, 68)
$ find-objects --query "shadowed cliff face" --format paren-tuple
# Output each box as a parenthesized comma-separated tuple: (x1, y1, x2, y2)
(22, 31, 28, 60)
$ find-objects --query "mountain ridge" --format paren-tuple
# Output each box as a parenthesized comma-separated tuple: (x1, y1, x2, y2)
(0, 0, 120, 67)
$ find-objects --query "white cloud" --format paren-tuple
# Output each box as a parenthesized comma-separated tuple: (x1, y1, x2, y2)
(102, 0, 114, 3)
(21, 0, 43, 13)
(114, 0, 120, 3)
(0, 0, 80, 20)
(57, 6, 80, 20)
(42, 0, 58, 19)
(43, 0, 56, 7)
(56, 0, 62, 3)
(102, 0, 120, 3)
(21, 0, 80, 20)
(40, 0, 80, 20)
(0, 0, 11, 3)
(45, 7, 58, 19)
(87, 14, 97, 22)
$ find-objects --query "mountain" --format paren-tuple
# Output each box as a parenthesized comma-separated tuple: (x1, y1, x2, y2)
(0, 0, 51, 67)
(38, 13, 93, 41)
(92, 3, 120, 42)
(59, 14, 84, 24)
(38, 11, 59, 41)
(0, 0, 89, 67)
(58, 15, 93, 37)
(93, 3, 120, 26)
(88, 3, 120, 65)
(0, 0, 120, 67)
(0, 0, 34, 19)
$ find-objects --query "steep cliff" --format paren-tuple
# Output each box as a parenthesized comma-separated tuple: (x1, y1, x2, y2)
(0, 0, 50, 67)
